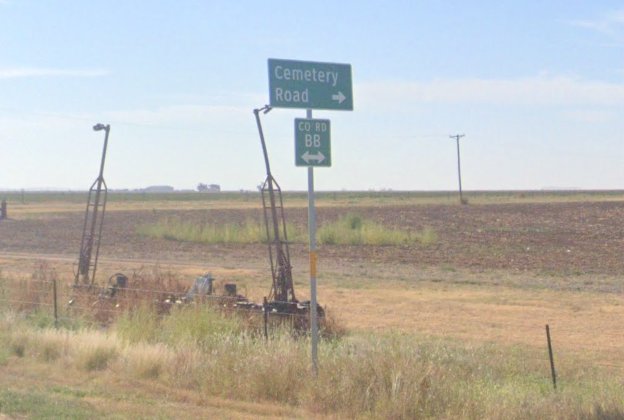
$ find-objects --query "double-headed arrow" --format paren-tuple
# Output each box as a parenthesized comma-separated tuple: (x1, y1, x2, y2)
(302, 151, 326, 164)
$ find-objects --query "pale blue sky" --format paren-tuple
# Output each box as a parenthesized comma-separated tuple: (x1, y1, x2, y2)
(1, 1, 622, 191)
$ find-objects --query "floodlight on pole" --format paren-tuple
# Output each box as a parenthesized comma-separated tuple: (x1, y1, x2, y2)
(74, 123, 111, 286)
(255, 104, 272, 115)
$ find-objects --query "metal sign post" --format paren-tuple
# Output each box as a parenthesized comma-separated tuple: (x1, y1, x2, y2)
(295, 116, 331, 375)
(267, 57, 353, 376)
(306, 109, 319, 375)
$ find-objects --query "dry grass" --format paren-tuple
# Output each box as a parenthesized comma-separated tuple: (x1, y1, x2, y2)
(0, 359, 310, 419)
(3, 256, 623, 373)
(316, 264, 624, 371)
(36, 328, 68, 362)
(137, 217, 303, 244)
(8, 330, 29, 358)
(73, 330, 119, 371)
(7, 262, 56, 313)
(1, 313, 622, 419)
(66, 267, 191, 325)
(4, 190, 624, 220)
(123, 342, 173, 380)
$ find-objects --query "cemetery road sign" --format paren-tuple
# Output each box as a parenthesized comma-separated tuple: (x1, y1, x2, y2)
(295, 118, 331, 167)
(269, 58, 353, 111)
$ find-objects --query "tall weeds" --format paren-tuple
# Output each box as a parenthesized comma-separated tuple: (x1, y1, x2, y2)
(138, 214, 438, 247)
(137, 217, 303, 244)
(1, 309, 622, 419)
(318, 213, 437, 246)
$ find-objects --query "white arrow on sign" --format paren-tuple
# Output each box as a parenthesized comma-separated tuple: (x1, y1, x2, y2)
(302, 151, 326, 164)
(331, 91, 346, 104)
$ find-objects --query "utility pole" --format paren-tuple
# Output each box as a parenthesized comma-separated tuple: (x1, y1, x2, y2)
(449, 134, 466, 204)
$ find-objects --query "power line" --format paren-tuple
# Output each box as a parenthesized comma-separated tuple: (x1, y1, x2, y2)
(0, 106, 245, 133)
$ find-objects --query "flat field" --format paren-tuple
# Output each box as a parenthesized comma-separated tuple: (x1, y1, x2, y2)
(0, 190, 623, 417)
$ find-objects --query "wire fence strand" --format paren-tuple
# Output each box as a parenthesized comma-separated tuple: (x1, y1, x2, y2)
(1, 277, 623, 371)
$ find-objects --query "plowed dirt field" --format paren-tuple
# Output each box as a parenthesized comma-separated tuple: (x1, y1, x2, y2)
(2, 200, 623, 275)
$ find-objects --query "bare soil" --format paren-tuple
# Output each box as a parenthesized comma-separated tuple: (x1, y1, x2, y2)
(1, 200, 623, 275)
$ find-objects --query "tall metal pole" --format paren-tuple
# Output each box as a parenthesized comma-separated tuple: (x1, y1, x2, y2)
(307, 108, 319, 375)
(254, 107, 273, 180)
(254, 108, 283, 255)
(97, 126, 110, 180)
(254, 106, 295, 303)
(87, 124, 109, 255)
(449, 134, 465, 204)
(90, 124, 110, 284)
(76, 124, 110, 285)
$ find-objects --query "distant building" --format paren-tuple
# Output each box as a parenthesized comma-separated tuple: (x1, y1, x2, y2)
(143, 185, 175, 193)
(197, 183, 221, 192)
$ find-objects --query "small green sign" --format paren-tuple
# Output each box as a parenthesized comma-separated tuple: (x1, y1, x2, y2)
(269, 58, 353, 111)
(295, 118, 331, 167)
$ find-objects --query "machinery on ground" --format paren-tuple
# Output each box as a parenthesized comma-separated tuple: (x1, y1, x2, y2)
(70, 115, 322, 331)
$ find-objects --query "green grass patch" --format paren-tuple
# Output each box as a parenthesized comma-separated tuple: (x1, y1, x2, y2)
(50, 385, 88, 399)
(137, 217, 303, 244)
(115, 304, 161, 344)
(116, 304, 244, 349)
(139, 214, 437, 247)
(0, 389, 99, 419)
(0, 335, 9, 365)
(158, 305, 244, 348)
(318, 213, 437, 246)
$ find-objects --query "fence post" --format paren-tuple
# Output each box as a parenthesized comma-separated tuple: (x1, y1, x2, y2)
(263, 297, 268, 341)
(546, 324, 557, 390)
(53, 278, 58, 328)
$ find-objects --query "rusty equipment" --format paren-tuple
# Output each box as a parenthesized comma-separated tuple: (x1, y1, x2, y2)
(74, 123, 110, 287)
(253, 105, 297, 309)
(253, 106, 324, 321)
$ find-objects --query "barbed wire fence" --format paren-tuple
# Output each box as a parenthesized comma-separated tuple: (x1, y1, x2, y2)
(0, 268, 326, 338)
(0, 268, 622, 385)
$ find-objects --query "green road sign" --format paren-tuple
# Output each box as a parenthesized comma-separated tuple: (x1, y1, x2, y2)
(269, 58, 353, 111)
(295, 118, 331, 167)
